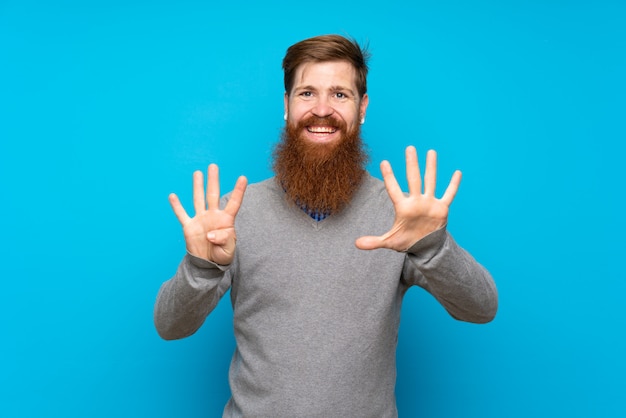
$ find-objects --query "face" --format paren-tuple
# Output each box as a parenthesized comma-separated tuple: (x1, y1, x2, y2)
(284, 60, 369, 145)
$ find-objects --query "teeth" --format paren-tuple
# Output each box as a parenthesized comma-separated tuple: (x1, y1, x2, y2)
(308, 126, 336, 133)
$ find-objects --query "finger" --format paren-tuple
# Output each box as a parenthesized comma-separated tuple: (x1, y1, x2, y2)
(207, 228, 233, 246)
(423, 150, 437, 196)
(355, 235, 385, 251)
(192, 170, 206, 214)
(223, 175, 248, 217)
(441, 170, 462, 206)
(206, 164, 221, 210)
(169, 193, 191, 225)
(405, 146, 422, 196)
(380, 160, 404, 204)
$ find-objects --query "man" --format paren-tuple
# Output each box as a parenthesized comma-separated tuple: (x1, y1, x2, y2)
(154, 34, 497, 417)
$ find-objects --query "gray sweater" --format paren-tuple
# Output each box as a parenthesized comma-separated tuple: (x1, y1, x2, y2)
(154, 174, 498, 417)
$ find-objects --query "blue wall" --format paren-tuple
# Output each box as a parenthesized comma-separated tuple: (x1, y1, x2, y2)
(1, 1, 624, 416)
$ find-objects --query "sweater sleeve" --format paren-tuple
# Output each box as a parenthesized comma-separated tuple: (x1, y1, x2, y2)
(153, 253, 233, 340)
(402, 227, 498, 323)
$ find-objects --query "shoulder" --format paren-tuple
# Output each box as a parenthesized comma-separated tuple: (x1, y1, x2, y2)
(242, 177, 280, 203)
(222, 176, 284, 214)
(222, 177, 278, 201)
(354, 173, 391, 206)
(342, 172, 394, 221)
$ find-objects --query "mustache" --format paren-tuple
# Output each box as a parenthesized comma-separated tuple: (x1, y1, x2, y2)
(293, 115, 347, 131)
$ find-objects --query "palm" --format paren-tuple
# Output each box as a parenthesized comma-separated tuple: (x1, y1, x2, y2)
(356, 147, 461, 252)
(179, 207, 237, 264)
(170, 164, 247, 265)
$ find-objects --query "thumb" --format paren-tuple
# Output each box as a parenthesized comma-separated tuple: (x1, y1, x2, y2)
(355, 235, 384, 251)
(207, 229, 233, 246)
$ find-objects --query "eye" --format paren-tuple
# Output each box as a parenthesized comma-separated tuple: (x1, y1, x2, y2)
(300, 91, 313, 98)
(334, 91, 350, 100)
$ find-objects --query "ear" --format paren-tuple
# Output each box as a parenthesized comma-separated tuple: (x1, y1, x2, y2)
(284, 92, 289, 118)
(359, 93, 369, 122)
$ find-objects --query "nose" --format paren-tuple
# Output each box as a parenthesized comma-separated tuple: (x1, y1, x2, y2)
(311, 95, 334, 118)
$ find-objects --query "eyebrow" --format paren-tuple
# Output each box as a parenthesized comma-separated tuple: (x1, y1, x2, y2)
(294, 85, 356, 95)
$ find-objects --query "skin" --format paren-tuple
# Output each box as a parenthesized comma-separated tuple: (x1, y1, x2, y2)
(168, 165, 247, 265)
(355, 146, 462, 251)
(169, 61, 463, 263)
(284, 61, 368, 144)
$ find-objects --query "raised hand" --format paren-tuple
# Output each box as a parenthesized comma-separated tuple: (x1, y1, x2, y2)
(169, 164, 247, 265)
(355, 146, 462, 252)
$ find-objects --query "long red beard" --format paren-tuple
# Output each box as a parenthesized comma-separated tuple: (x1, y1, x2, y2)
(272, 116, 368, 214)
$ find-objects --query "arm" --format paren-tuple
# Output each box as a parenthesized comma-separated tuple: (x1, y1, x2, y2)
(154, 254, 233, 340)
(154, 164, 247, 340)
(356, 146, 497, 322)
(403, 227, 497, 323)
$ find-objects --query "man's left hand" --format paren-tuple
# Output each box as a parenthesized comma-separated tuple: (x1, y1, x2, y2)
(355, 146, 462, 252)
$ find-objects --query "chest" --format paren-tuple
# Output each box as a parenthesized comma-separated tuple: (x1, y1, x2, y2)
(230, 210, 407, 325)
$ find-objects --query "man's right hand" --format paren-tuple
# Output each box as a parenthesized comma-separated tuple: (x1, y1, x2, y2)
(169, 164, 247, 265)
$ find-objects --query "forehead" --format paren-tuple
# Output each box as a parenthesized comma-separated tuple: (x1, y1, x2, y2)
(293, 60, 358, 89)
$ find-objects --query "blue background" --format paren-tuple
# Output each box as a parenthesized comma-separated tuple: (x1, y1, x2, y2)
(1, 1, 624, 417)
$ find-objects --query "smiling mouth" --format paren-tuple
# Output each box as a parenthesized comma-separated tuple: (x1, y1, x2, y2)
(307, 126, 337, 134)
